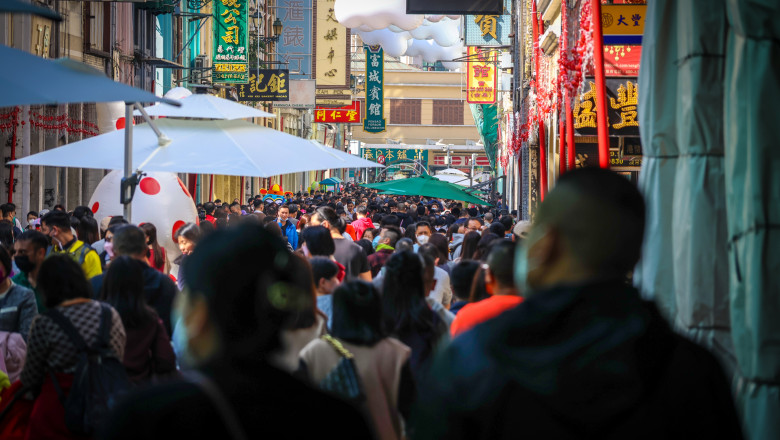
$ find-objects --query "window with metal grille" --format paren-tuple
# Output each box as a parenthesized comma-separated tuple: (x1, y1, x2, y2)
(433, 100, 464, 125)
(390, 100, 421, 124)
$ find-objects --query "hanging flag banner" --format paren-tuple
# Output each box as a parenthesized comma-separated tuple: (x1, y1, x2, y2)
(235, 69, 290, 101)
(464, 0, 511, 46)
(574, 78, 640, 136)
(277, 0, 312, 79)
(213, 0, 249, 84)
(466, 47, 497, 104)
(314, 101, 362, 123)
(363, 45, 386, 133)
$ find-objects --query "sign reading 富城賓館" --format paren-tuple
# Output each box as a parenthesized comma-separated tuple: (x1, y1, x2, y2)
(363, 45, 386, 133)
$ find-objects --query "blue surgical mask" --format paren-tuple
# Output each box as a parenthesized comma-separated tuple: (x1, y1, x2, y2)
(372, 235, 380, 250)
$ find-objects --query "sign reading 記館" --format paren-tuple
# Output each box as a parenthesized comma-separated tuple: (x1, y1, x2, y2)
(363, 45, 386, 133)
(278, 0, 312, 79)
(214, 0, 249, 84)
(465, 0, 511, 46)
(574, 78, 639, 136)
(466, 47, 497, 104)
(235, 69, 289, 101)
(315, 101, 361, 123)
(314, 0, 351, 105)
(360, 148, 428, 167)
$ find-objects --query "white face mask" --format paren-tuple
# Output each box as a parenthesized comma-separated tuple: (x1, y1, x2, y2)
(416, 235, 430, 245)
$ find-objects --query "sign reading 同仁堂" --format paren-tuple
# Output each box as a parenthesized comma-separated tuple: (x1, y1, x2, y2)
(466, 47, 497, 104)
(213, 0, 249, 84)
(363, 45, 386, 133)
(235, 69, 290, 101)
(314, 101, 362, 123)
(464, 0, 511, 46)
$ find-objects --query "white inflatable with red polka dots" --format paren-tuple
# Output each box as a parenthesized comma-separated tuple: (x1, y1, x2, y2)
(88, 170, 198, 270)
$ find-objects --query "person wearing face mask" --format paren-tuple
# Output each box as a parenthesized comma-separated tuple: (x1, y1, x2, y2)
(309, 257, 340, 331)
(0, 245, 37, 341)
(11, 230, 48, 312)
(413, 168, 742, 439)
(413, 221, 433, 251)
(101, 223, 373, 439)
(40, 210, 103, 280)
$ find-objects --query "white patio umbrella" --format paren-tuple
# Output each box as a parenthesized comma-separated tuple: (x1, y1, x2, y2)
(437, 168, 468, 176)
(133, 93, 274, 119)
(0, 45, 178, 108)
(0, 44, 179, 219)
(433, 173, 470, 186)
(10, 118, 383, 177)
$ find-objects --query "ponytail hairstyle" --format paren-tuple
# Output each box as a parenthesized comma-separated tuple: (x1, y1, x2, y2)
(140, 223, 164, 271)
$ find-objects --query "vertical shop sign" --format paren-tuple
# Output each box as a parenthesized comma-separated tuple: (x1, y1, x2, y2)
(464, 0, 511, 46)
(363, 45, 386, 133)
(213, 0, 249, 84)
(314, 0, 351, 104)
(278, 0, 312, 79)
(466, 47, 497, 104)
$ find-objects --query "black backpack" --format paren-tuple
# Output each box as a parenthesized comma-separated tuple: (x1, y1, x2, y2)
(46, 303, 131, 436)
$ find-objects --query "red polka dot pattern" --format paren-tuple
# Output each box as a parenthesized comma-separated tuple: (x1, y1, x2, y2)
(139, 177, 161, 195)
(172, 220, 185, 239)
(91, 202, 99, 213)
(115, 117, 125, 130)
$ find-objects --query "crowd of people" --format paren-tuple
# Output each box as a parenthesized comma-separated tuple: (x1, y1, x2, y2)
(0, 168, 744, 439)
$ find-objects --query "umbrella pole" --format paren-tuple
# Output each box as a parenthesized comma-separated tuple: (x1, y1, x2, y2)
(123, 103, 133, 221)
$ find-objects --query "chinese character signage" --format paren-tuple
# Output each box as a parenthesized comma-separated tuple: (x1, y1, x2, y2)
(278, 0, 312, 79)
(235, 69, 289, 101)
(604, 45, 641, 77)
(360, 148, 428, 166)
(315, 101, 361, 123)
(465, 0, 510, 46)
(213, 0, 249, 84)
(363, 45, 386, 133)
(574, 78, 639, 136)
(601, 4, 646, 44)
(466, 47, 497, 104)
(314, 0, 350, 104)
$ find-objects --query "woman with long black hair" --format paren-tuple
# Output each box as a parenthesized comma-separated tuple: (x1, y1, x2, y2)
(100, 256, 176, 384)
(140, 223, 167, 274)
(381, 251, 448, 380)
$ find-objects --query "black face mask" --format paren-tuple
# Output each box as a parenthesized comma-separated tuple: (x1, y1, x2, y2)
(14, 255, 35, 274)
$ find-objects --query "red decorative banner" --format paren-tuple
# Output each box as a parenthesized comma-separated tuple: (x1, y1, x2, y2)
(604, 45, 641, 77)
(314, 101, 362, 123)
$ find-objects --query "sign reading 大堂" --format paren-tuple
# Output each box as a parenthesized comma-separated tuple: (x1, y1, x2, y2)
(235, 69, 289, 101)
(213, 0, 249, 84)
(363, 45, 386, 133)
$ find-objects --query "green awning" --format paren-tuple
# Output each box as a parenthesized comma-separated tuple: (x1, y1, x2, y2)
(362, 174, 490, 205)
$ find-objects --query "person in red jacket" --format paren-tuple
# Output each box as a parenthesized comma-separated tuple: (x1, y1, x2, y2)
(351, 205, 375, 240)
(450, 240, 522, 338)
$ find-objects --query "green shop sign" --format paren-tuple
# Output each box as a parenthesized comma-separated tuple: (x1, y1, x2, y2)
(363, 45, 386, 133)
(360, 148, 428, 166)
(213, 0, 248, 84)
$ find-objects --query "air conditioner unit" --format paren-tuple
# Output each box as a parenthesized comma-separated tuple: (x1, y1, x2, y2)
(192, 54, 208, 84)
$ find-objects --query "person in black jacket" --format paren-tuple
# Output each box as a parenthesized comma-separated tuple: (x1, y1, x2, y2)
(413, 168, 743, 439)
(91, 225, 178, 336)
(101, 223, 372, 439)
